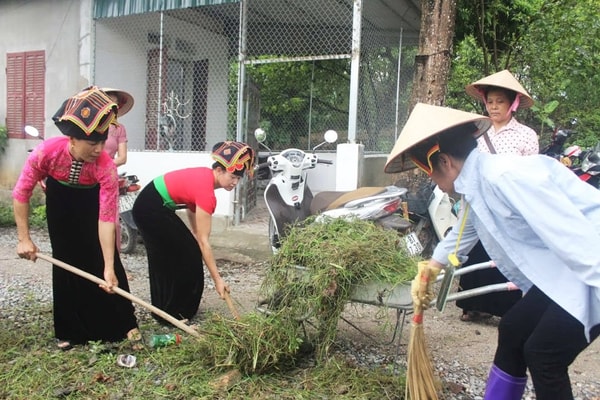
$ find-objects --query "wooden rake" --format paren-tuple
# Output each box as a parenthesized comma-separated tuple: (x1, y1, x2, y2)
(35, 253, 241, 338)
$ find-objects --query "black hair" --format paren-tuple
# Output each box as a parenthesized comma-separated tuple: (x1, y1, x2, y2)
(437, 122, 479, 160)
(408, 122, 479, 171)
(484, 85, 517, 103)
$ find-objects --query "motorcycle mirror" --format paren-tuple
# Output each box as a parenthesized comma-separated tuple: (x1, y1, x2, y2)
(24, 125, 40, 137)
(254, 128, 266, 143)
(324, 130, 338, 143)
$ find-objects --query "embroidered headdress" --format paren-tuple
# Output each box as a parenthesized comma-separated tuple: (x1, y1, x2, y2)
(211, 141, 255, 178)
(52, 86, 117, 141)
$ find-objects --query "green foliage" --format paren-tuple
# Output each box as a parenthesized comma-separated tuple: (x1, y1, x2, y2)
(246, 59, 351, 149)
(30, 205, 47, 228)
(446, 36, 486, 112)
(0, 205, 13, 227)
(0, 126, 7, 157)
(455, 0, 544, 73)
(0, 202, 46, 228)
(516, 0, 600, 144)
(449, 0, 600, 149)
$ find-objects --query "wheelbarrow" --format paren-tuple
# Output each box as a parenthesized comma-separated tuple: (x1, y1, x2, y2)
(256, 260, 519, 354)
(347, 260, 519, 344)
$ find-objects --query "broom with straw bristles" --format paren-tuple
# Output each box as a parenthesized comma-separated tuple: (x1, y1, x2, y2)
(406, 260, 440, 400)
(406, 304, 438, 400)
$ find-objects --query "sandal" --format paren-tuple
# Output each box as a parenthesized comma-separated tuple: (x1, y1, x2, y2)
(127, 328, 144, 351)
(57, 340, 73, 351)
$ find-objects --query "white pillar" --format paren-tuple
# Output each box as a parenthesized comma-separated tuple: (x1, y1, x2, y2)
(335, 143, 364, 191)
(79, 0, 93, 86)
(347, 0, 362, 144)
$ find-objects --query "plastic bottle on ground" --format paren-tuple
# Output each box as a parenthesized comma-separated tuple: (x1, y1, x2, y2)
(150, 333, 182, 348)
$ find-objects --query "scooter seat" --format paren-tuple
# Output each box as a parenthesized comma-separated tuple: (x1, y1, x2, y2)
(311, 187, 387, 214)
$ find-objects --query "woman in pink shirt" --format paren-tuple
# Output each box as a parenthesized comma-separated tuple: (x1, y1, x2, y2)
(13, 87, 141, 350)
(102, 88, 133, 167)
(132, 141, 254, 324)
(456, 70, 539, 322)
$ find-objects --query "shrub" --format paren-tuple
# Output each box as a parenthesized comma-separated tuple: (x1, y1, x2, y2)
(0, 125, 7, 156)
(0, 202, 46, 229)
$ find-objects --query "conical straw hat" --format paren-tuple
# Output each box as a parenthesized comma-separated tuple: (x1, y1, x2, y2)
(384, 103, 491, 173)
(465, 70, 534, 109)
(101, 88, 134, 117)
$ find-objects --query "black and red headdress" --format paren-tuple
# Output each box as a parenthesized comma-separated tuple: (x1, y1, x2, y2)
(211, 141, 255, 178)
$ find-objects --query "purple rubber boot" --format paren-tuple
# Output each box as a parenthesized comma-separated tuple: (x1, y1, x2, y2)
(483, 364, 527, 400)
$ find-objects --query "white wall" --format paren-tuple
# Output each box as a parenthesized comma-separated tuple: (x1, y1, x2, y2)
(0, 0, 87, 187)
(121, 151, 236, 217)
(93, 11, 230, 152)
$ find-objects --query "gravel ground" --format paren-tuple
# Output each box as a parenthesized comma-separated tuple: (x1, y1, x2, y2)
(1, 219, 599, 399)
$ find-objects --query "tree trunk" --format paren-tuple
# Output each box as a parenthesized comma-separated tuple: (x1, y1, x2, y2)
(410, 0, 458, 109)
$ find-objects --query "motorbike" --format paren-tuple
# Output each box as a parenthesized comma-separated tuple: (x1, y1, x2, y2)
(572, 142, 600, 188)
(23, 125, 141, 253)
(118, 173, 141, 253)
(540, 126, 600, 189)
(254, 128, 424, 256)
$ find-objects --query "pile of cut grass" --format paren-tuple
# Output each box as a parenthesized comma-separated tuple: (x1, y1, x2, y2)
(259, 216, 420, 362)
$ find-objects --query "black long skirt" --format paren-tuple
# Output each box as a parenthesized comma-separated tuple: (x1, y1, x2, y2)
(45, 177, 137, 344)
(131, 183, 204, 323)
(455, 241, 523, 317)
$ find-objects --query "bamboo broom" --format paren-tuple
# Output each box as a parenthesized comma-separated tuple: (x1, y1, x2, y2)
(405, 304, 438, 400)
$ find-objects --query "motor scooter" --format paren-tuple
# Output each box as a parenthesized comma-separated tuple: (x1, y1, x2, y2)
(254, 129, 423, 255)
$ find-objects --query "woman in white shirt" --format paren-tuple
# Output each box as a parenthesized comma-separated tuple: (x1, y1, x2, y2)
(386, 103, 600, 400)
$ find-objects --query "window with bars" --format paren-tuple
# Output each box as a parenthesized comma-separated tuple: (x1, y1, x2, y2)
(6, 50, 45, 138)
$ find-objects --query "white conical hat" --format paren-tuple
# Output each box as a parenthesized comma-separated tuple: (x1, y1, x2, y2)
(384, 103, 491, 173)
(465, 70, 534, 109)
(101, 87, 134, 117)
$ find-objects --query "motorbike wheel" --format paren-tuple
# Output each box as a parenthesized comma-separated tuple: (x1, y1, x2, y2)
(119, 217, 137, 254)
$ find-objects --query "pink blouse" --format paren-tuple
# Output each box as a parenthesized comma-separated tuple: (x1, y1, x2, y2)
(104, 123, 127, 159)
(12, 136, 119, 223)
(477, 117, 539, 156)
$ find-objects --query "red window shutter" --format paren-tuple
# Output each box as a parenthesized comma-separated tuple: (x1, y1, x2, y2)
(6, 50, 45, 139)
(24, 51, 45, 138)
(6, 53, 25, 138)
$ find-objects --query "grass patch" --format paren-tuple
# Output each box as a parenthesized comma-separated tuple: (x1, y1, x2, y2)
(0, 299, 407, 399)
(0, 216, 421, 399)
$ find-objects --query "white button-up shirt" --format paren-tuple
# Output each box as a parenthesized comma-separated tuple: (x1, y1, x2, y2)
(432, 151, 600, 340)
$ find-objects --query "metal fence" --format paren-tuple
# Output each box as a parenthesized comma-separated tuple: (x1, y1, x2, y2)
(93, 0, 417, 154)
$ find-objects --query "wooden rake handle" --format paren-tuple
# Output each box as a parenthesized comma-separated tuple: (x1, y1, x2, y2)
(224, 291, 240, 320)
(35, 253, 201, 338)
